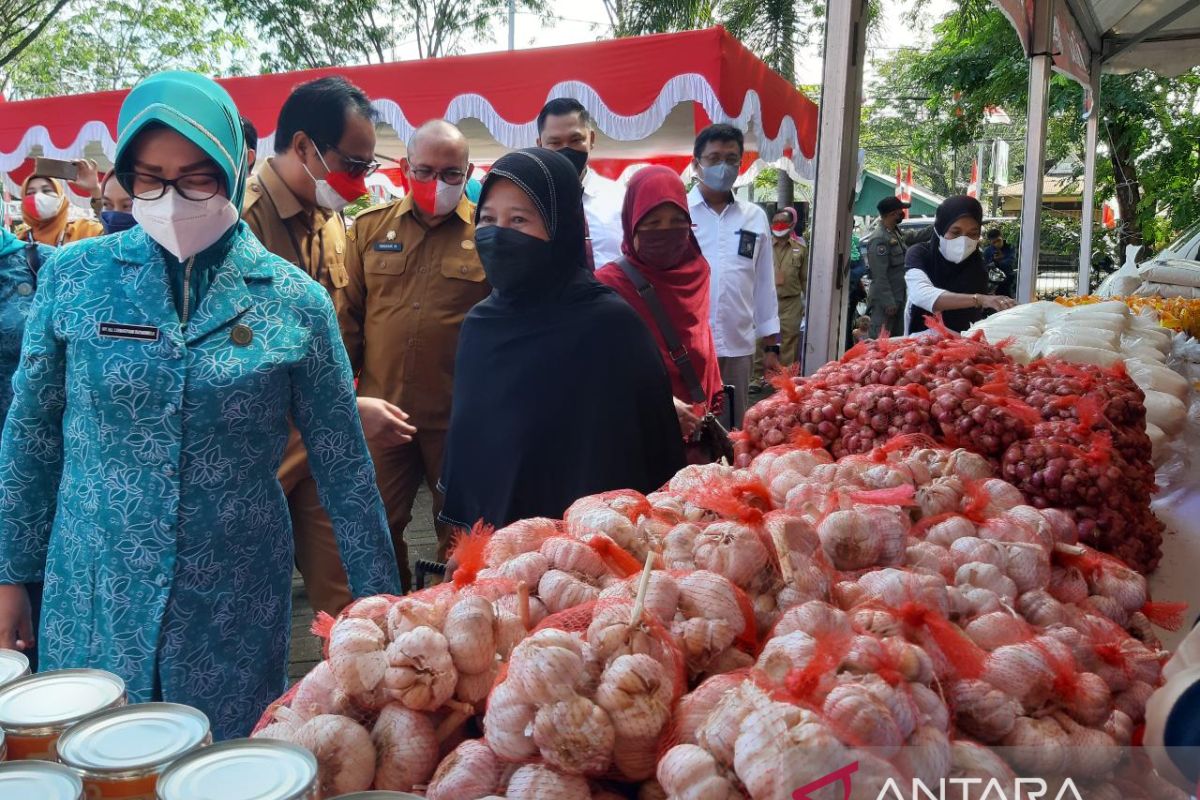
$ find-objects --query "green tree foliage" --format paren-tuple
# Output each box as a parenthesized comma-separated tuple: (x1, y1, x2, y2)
(222, 0, 545, 71)
(867, 2, 1200, 258)
(0, 0, 72, 72)
(2, 0, 246, 98)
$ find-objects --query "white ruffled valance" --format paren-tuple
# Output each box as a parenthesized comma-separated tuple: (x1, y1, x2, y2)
(2, 75, 814, 184)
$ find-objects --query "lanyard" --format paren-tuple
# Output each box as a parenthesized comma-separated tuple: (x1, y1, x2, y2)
(26, 229, 65, 247)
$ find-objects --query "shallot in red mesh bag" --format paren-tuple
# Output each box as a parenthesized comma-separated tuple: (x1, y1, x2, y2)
(929, 372, 1042, 462)
(832, 383, 935, 458)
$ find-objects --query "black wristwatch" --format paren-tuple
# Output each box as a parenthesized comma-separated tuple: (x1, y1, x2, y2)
(763, 344, 782, 355)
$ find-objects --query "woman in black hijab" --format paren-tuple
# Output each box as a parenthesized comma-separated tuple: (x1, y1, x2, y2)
(904, 195, 1017, 334)
(438, 148, 685, 529)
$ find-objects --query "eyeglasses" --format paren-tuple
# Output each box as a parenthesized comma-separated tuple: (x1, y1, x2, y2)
(117, 172, 223, 202)
(700, 154, 741, 167)
(408, 165, 469, 186)
(321, 143, 381, 178)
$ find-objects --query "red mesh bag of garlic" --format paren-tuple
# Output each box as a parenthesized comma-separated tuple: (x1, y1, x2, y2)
(250, 529, 539, 797)
(481, 582, 687, 785)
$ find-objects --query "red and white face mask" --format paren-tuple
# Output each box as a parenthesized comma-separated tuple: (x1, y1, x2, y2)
(409, 176, 464, 217)
(771, 221, 792, 238)
(23, 191, 64, 222)
(307, 149, 368, 212)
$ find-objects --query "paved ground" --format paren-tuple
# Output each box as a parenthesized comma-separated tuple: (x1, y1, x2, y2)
(287, 486, 441, 682)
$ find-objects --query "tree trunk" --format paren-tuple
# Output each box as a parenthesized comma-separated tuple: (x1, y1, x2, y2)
(1109, 140, 1143, 256)
(776, 171, 794, 212)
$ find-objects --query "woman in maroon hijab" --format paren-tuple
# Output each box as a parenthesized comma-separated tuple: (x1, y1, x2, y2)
(596, 166, 723, 439)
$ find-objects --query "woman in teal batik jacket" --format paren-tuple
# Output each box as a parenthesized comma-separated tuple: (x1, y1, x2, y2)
(0, 71, 401, 740)
(0, 228, 50, 423)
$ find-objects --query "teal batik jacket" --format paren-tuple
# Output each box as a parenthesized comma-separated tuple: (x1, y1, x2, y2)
(0, 241, 50, 424)
(0, 223, 400, 739)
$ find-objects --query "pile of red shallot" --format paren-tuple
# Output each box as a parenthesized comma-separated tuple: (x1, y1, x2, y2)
(737, 320, 1165, 572)
(251, 434, 1186, 800)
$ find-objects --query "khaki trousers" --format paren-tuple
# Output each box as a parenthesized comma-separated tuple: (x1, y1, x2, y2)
(279, 429, 352, 617)
(779, 294, 805, 366)
(368, 429, 455, 593)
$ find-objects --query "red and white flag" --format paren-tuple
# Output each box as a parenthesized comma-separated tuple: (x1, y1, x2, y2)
(984, 105, 1012, 125)
(1102, 198, 1118, 229)
(901, 165, 913, 204)
(967, 160, 980, 198)
(895, 165, 903, 198)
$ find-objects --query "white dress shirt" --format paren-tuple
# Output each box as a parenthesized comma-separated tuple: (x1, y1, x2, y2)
(904, 267, 945, 334)
(582, 169, 625, 268)
(687, 186, 780, 358)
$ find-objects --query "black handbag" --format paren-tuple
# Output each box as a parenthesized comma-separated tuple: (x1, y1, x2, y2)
(615, 258, 734, 464)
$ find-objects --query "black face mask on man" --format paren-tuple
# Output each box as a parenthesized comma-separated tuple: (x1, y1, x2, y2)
(556, 146, 589, 176)
(475, 225, 555, 296)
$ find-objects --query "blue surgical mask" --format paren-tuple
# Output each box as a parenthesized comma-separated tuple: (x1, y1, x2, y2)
(699, 162, 738, 193)
(101, 210, 138, 235)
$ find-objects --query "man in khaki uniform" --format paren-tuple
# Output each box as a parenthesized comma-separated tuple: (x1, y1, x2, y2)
(339, 120, 490, 590)
(863, 195, 912, 338)
(770, 211, 808, 366)
(243, 76, 414, 614)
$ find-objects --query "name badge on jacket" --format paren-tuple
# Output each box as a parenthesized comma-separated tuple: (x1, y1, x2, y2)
(737, 230, 758, 259)
(373, 242, 404, 253)
(98, 322, 160, 342)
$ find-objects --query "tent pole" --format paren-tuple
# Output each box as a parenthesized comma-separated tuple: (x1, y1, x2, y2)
(803, 0, 868, 374)
(1078, 56, 1102, 295)
(507, 0, 516, 50)
(1018, 0, 1055, 304)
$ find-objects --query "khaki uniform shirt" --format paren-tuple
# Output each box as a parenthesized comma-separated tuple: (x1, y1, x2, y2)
(862, 221, 909, 309)
(773, 236, 808, 300)
(242, 158, 350, 293)
(339, 194, 490, 432)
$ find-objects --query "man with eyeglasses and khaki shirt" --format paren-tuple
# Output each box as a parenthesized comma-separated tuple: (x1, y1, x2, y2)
(338, 119, 490, 589)
(243, 76, 415, 613)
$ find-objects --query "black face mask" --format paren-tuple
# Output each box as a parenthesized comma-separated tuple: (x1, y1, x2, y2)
(475, 225, 556, 298)
(556, 146, 589, 176)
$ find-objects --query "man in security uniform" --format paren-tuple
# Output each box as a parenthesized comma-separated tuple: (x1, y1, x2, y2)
(862, 195, 911, 338)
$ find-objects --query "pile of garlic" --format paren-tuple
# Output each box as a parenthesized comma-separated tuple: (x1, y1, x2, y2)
(253, 428, 1185, 799)
(254, 582, 530, 795)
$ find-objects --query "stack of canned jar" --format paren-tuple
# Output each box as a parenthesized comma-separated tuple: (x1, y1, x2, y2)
(0, 650, 424, 799)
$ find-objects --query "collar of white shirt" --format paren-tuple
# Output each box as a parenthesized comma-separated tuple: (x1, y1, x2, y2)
(687, 185, 737, 215)
(582, 168, 619, 198)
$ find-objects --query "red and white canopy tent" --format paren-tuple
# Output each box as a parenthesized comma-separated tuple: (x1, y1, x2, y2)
(0, 27, 817, 206)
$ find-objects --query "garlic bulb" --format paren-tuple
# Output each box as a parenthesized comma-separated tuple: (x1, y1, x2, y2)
(372, 703, 438, 791)
(657, 744, 743, 800)
(426, 739, 504, 800)
(444, 595, 498, 675)
(328, 617, 388, 700)
(504, 764, 592, 799)
(532, 695, 615, 775)
(382, 626, 457, 712)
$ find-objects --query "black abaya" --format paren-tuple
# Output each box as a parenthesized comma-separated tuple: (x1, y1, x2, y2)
(438, 148, 685, 529)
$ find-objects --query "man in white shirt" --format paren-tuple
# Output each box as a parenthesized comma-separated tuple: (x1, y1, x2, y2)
(536, 97, 625, 268)
(688, 124, 781, 427)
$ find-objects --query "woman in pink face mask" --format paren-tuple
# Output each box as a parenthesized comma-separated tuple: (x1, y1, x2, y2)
(15, 174, 104, 246)
(595, 165, 724, 445)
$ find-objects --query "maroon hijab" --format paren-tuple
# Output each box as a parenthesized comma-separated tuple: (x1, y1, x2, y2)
(595, 166, 723, 408)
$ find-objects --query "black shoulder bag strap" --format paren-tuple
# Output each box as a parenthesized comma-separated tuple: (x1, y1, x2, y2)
(615, 257, 707, 405)
(24, 243, 40, 283)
